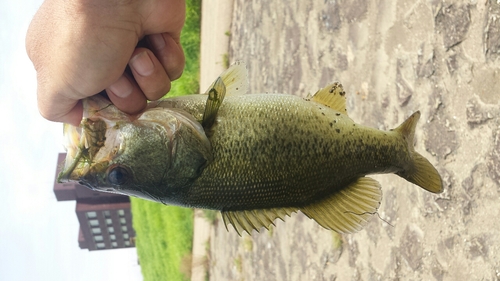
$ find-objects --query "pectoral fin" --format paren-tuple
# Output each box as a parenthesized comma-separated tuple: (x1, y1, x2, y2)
(202, 77, 226, 130)
(221, 207, 297, 236)
(311, 82, 348, 115)
(204, 61, 248, 96)
(300, 177, 382, 233)
(218, 61, 248, 96)
(201, 62, 249, 130)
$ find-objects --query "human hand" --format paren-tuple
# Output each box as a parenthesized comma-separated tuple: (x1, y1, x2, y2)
(26, 0, 186, 126)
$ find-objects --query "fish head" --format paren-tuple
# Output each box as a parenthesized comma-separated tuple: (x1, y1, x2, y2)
(58, 96, 212, 203)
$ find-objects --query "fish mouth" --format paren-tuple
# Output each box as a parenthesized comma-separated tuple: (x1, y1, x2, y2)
(57, 119, 108, 183)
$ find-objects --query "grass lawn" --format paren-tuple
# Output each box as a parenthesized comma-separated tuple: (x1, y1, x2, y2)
(167, 0, 202, 97)
(131, 199, 194, 281)
(131, 0, 201, 280)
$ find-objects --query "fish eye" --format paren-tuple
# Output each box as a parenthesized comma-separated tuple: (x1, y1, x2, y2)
(107, 165, 130, 186)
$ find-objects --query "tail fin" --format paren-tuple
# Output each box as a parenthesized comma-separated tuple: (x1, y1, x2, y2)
(394, 111, 444, 193)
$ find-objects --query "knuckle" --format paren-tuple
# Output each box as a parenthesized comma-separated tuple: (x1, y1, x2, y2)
(145, 82, 171, 101)
(38, 108, 58, 122)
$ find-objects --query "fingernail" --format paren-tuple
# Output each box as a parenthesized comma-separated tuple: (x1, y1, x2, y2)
(130, 51, 154, 77)
(108, 75, 133, 98)
(149, 34, 166, 50)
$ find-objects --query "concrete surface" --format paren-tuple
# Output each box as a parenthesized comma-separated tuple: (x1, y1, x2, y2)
(191, 1, 233, 281)
(202, 0, 500, 280)
(199, 0, 234, 94)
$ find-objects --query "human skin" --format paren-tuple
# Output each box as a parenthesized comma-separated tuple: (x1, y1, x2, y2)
(26, 0, 186, 126)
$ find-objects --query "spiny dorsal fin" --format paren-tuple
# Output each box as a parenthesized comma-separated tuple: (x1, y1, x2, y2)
(221, 207, 297, 236)
(311, 82, 348, 115)
(205, 61, 248, 96)
(202, 77, 226, 130)
(300, 177, 382, 233)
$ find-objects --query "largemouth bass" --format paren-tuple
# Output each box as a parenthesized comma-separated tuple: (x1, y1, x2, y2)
(58, 62, 443, 235)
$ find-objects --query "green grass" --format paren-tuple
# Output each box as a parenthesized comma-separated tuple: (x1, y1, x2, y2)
(131, 198, 194, 281)
(242, 236, 253, 252)
(234, 255, 243, 273)
(131, 1, 201, 280)
(167, 0, 201, 97)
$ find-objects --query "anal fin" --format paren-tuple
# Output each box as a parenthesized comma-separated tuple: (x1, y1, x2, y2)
(222, 207, 297, 236)
(300, 177, 382, 233)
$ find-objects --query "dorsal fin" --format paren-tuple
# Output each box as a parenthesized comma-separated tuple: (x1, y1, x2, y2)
(202, 77, 226, 130)
(311, 82, 348, 115)
(221, 207, 297, 236)
(300, 177, 382, 233)
(204, 61, 248, 96)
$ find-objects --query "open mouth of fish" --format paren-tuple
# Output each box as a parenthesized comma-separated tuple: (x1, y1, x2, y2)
(57, 119, 111, 183)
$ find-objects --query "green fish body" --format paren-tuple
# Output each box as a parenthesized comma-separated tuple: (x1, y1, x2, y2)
(59, 62, 443, 235)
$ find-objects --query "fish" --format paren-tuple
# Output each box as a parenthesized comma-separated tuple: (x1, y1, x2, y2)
(58, 62, 443, 235)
